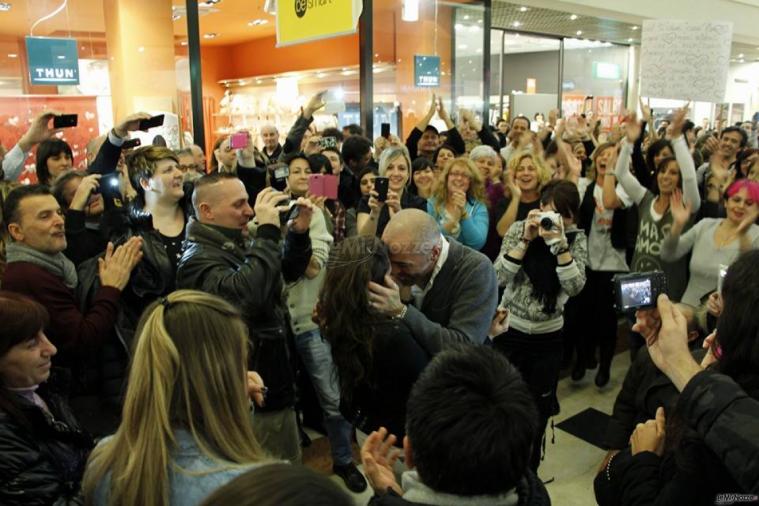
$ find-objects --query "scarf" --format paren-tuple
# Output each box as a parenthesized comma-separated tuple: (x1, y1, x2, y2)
(5, 242, 78, 289)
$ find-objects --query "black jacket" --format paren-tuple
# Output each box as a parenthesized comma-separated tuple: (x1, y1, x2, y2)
(369, 469, 551, 506)
(0, 371, 93, 506)
(405, 126, 466, 161)
(176, 219, 311, 411)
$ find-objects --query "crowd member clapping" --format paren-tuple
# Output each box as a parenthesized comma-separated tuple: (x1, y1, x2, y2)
(612, 105, 701, 301)
(358, 146, 426, 238)
(497, 151, 551, 239)
(82, 290, 271, 505)
(426, 157, 489, 250)
(494, 179, 588, 470)
(661, 179, 759, 306)
(176, 176, 313, 463)
(0, 292, 93, 505)
(361, 346, 549, 505)
(2, 185, 142, 434)
(405, 95, 464, 161)
(595, 250, 759, 505)
(317, 236, 430, 444)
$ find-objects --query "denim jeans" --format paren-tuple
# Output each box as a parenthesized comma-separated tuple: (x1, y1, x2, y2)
(294, 328, 354, 466)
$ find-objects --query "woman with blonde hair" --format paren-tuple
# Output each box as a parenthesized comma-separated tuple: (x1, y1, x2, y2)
(357, 145, 426, 237)
(82, 290, 270, 506)
(427, 157, 489, 250)
(496, 151, 552, 238)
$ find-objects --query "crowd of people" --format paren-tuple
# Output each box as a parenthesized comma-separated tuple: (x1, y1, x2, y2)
(1, 89, 759, 506)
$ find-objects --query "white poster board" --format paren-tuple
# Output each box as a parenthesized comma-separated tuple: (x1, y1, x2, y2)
(640, 20, 732, 103)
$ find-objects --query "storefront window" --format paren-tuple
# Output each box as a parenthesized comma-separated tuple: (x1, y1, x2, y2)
(561, 39, 629, 130)
(0, 0, 192, 182)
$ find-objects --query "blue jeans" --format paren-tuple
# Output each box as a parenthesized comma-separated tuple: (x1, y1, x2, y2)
(294, 329, 354, 465)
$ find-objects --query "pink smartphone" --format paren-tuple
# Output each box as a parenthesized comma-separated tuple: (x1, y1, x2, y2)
(308, 174, 338, 199)
(230, 131, 249, 149)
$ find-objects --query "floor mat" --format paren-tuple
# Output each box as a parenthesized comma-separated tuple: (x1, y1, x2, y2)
(556, 407, 612, 449)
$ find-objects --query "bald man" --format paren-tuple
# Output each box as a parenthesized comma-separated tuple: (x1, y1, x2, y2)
(261, 124, 282, 163)
(177, 173, 313, 463)
(368, 209, 498, 353)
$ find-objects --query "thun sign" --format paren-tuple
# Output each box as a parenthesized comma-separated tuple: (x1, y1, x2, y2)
(25, 37, 80, 85)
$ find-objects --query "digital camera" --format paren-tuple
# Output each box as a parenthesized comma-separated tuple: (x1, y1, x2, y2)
(538, 211, 562, 231)
(613, 271, 668, 312)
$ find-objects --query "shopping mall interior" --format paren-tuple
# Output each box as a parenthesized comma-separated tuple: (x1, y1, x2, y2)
(2, 1, 759, 504)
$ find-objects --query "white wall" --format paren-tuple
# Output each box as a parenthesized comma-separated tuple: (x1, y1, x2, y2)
(725, 62, 759, 120)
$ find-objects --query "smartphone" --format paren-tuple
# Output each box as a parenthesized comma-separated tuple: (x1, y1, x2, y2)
(122, 138, 141, 150)
(53, 114, 78, 128)
(381, 123, 391, 139)
(319, 136, 337, 150)
(308, 174, 338, 199)
(613, 271, 668, 313)
(374, 176, 389, 202)
(230, 131, 250, 149)
(138, 114, 165, 131)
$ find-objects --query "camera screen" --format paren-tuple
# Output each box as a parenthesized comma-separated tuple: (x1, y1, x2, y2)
(620, 278, 652, 309)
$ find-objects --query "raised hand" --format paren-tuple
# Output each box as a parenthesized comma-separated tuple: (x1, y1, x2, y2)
(639, 97, 652, 123)
(670, 189, 692, 226)
(69, 174, 101, 211)
(98, 237, 144, 290)
(360, 427, 403, 495)
(630, 407, 666, 456)
(254, 187, 290, 228)
(670, 101, 691, 137)
(303, 91, 326, 119)
(113, 112, 152, 138)
(18, 111, 61, 152)
(288, 197, 315, 233)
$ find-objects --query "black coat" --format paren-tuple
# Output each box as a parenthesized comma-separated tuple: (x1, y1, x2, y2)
(0, 371, 93, 506)
(176, 219, 311, 411)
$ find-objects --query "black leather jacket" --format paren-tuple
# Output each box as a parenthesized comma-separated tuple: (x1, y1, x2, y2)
(0, 370, 93, 506)
(176, 219, 311, 411)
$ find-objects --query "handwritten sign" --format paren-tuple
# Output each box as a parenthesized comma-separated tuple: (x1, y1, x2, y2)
(640, 20, 732, 103)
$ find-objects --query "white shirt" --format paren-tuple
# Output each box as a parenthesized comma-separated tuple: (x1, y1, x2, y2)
(411, 236, 449, 308)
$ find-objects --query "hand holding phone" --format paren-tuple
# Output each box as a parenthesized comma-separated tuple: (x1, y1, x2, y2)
(53, 114, 78, 129)
(374, 176, 389, 202)
(230, 131, 250, 149)
(381, 123, 391, 139)
(308, 174, 338, 199)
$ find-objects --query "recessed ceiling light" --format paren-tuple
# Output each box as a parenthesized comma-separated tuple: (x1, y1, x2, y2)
(248, 19, 268, 26)
(512, 21, 521, 27)
(7, 53, 17, 58)
(576, 30, 583, 36)
(256, 79, 262, 84)
(203, 32, 219, 39)
(519, 6, 528, 12)
(631, 26, 639, 30)
(569, 14, 578, 21)
(180, 41, 188, 46)
(463, 14, 469, 20)
(0, 2, 11, 12)
(739, 59, 745, 63)
(627, 38, 633, 42)
(738, 53, 744, 58)
(137, 46, 145, 53)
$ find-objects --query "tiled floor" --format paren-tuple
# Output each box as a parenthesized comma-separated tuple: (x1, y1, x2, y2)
(302, 350, 632, 505)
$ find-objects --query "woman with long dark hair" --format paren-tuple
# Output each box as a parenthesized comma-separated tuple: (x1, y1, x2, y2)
(317, 236, 430, 443)
(493, 179, 588, 470)
(595, 249, 759, 505)
(0, 291, 93, 505)
(36, 138, 73, 186)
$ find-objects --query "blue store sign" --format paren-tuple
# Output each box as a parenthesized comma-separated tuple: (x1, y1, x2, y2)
(414, 55, 440, 88)
(25, 36, 79, 85)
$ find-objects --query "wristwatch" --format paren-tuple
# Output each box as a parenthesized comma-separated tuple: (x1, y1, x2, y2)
(393, 304, 408, 320)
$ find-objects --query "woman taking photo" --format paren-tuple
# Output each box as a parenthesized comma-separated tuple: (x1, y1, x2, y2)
(345, 167, 377, 238)
(497, 151, 552, 237)
(82, 290, 270, 506)
(493, 179, 588, 471)
(317, 236, 429, 444)
(611, 105, 701, 302)
(0, 291, 93, 505)
(661, 179, 759, 307)
(427, 157, 489, 251)
(357, 146, 426, 238)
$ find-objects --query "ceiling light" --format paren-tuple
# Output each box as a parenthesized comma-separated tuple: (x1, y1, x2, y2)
(248, 19, 268, 26)
(203, 32, 218, 39)
(739, 59, 745, 63)
(458, 44, 468, 49)
(180, 41, 188, 46)
(519, 6, 528, 12)
(316, 73, 326, 79)
(569, 14, 578, 21)
(477, 19, 482, 23)
(738, 53, 744, 58)
(0, 2, 11, 12)
(402, 0, 419, 22)
(8, 53, 17, 58)
(463, 14, 470, 20)
(627, 38, 633, 42)
(256, 79, 263, 84)
(137, 46, 145, 53)
(576, 30, 583, 36)
(512, 21, 521, 27)
(455, 23, 464, 30)
(631, 26, 639, 30)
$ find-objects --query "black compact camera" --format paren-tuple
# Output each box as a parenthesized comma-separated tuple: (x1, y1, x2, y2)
(279, 198, 300, 226)
(613, 271, 667, 312)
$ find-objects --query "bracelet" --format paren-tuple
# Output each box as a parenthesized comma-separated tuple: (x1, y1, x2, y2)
(605, 452, 618, 481)
(393, 304, 408, 320)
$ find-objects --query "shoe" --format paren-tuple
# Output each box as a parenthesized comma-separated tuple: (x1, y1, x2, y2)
(333, 462, 368, 493)
(595, 369, 610, 388)
(571, 365, 585, 381)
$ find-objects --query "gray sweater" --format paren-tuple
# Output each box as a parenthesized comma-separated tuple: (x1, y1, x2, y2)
(494, 221, 588, 334)
(401, 239, 498, 354)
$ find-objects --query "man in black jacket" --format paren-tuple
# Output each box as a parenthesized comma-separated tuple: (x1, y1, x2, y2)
(404, 94, 465, 161)
(176, 174, 313, 463)
(362, 346, 550, 505)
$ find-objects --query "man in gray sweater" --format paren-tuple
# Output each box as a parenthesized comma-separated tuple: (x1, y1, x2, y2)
(368, 209, 498, 354)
